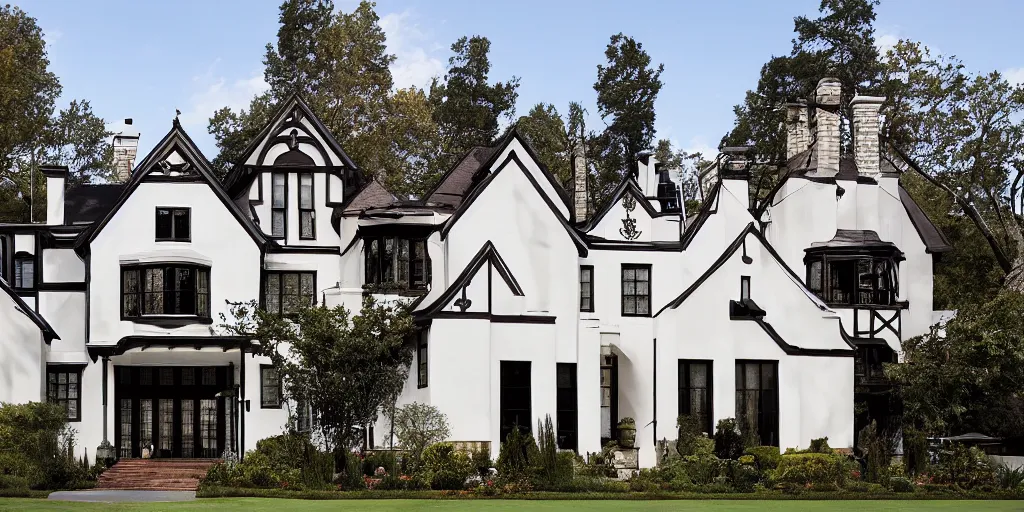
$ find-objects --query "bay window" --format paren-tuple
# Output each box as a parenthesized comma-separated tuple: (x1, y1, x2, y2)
(805, 230, 903, 307)
(122, 264, 210, 319)
(364, 236, 430, 291)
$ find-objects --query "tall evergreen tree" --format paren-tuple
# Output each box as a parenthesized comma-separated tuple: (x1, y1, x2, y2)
(429, 35, 519, 174)
(592, 33, 664, 204)
(515, 103, 571, 188)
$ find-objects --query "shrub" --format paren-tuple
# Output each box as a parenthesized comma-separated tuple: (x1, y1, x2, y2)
(713, 418, 746, 460)
(724, 459, 759, 492)
(535, 415, 559, 481)
(931, 443, 996, 490)
(0, 402, 85, 489)
(336, 452, 365, 491)
(769, 453, 853, 489)
(857, 420, 895, 483)
(903, 428, 929, 476)
(889, 476, 915, 493)
(744, 446, 781, 473)
(392, 402, 450, 467)
(808, 437, 831, 454)
(676, 415, 714, 457)
(0, 475, 29, 490)
(362, 451, 398, 477)
(996, 464, 1024, 491)
(471, 449, 492, 478)
(421, 442, 474, 489)
(496, 427, 538, 479)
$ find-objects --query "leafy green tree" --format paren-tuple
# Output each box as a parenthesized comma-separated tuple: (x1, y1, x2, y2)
(515, 103, 571, 188)
(887, 290, 1024, 438)
(391, 402, 450, 462)
(364, 87, 441, 197)
(592, 33, 664, 203)
(429, 35, 519, 175)
(220, 297, 415, 453)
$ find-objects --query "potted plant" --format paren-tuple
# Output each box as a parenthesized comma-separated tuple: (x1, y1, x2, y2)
(617, 417, 636, 448)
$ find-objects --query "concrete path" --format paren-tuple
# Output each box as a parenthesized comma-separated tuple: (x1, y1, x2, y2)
(48, 490, 196, 502)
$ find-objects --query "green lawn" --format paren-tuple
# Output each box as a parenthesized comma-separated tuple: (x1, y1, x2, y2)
(1, 499, 1023, 512)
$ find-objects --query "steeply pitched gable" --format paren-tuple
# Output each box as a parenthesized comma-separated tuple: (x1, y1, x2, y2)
(416, 240, 524, 318)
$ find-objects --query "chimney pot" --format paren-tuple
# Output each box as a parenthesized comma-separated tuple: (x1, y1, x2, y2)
(851, 95, 886, 179)
(785, 100, 810, 160)
(125, 118, 133, 125)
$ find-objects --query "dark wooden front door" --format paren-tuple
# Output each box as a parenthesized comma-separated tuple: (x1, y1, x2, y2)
(114, 366, 233, 458)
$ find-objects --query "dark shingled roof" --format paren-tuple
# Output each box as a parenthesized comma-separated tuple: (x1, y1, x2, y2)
(809, 229, 899, 250)
(424, 146, 498, 209)
(899, 185, 953, 254)
(64, 184, 124, 224)
(342, 180, 397, 215)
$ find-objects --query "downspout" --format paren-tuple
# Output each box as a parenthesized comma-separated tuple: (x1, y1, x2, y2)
(652, 337, 657, 449)
(240, 348, 246, 460)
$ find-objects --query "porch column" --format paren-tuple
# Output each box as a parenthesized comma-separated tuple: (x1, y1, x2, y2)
(96, 356, 114, 465)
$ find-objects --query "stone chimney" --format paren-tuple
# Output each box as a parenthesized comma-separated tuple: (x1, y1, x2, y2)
(851, 95, 885, 179)
(572, 143, 589, 222)
(813, 78, 842, 177)
(785, 100, 810, 159)
(112, 119, 140, 183)
(41, 166, 67, 226)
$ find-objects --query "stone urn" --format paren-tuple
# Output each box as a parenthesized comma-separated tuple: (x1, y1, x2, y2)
(617, 417, 636, 448)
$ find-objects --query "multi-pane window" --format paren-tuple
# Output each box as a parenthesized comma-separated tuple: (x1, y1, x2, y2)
(261, 365, 282, 408)
(47, 366, 82, 421)
(678, 360, 713, 436)
(579, 265, 594, 312)
(299, 173, 315, 239)
(556, 363, 578, 451)
(855, 345, 895, 385)
(13, 253, 33, 289)
(263, 271, 315, 315)
(417, 329, 428, 389)
(621, 264, 651, 316)
(122, 265, 211, 318)
(364, 237, 430, 290)
(155, 207, 190, 241)
(735, 361, 779, 447)
(271, 173, 286, 238)
(499, 361, 532, 442)
(806, 257, 897, 307)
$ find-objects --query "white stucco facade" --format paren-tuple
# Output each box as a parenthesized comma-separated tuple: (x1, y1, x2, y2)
(0, 85, 951, 468)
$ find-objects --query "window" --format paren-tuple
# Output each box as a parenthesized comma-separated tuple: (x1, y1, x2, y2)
(263, 271, 315, 315)
(299, 173, 315, 239)
(556, 363, 578, 451)
(121, 264, 211, 318)
(579, 266, 594, 312)
(155, 207, 190, 241)
(679, 360, 713, 436)
(271, 173, 286, 238)
(855, 345, 895, 384)
(600, 351, 618, 444)
(621, 264, 651, 316)
(13, 253, 33, 289)
(47, 366, 82, 421)
(806, 256, 897, 307)
(735, 361, 779, 447)
(740, 276, 750, 301)
(296, 400, 312, 432)
(364, 237, 430, 291)
(261, 365, 282, 408)
(499, 361, 531, 442)
(417, 329, 428, 388)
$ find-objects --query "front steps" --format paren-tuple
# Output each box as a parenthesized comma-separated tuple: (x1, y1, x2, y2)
(95, 459, 219, 491)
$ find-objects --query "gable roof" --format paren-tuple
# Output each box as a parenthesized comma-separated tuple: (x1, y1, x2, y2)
(582, 174, 674, 233)
(76, 121, 268, 251)
(415, 240, 524, 318)
(656, 222, 830, 317)
(680, 180, 722, 249)
(424, 146, 499, 209)
(64, 184, 124, 224)
(0, 278, 59, 342)
(438, 150, 588, 256)
(342, 179, 398, 215)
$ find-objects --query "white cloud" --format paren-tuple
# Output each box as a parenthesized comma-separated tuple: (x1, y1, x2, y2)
(1004, 67, 1024, 86)
(178, 59, 269, 131)
(683, 136, 718, 159)
(379, 9, 444, 90)
(875, 31, 899, 55)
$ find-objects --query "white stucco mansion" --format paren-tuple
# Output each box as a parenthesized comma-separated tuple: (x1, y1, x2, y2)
(0, 78, 951, 467)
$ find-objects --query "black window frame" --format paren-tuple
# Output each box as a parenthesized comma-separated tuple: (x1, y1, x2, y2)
(678, 360, 713, 436)
(262, 270, 316, 316)
(855, 345, 895, 385)
(621, 263, 652, 317)
(363, 236, 431, 291)
(740, 276, 751, 301)
(298, 173, 315, 240)
(260, 365, 282, 409)
(805, 254, 899, 307)
(271, 172, 287, 239)
(579, 265, 594, 312)
(47, 365, 83, 422)
(13, 252, 34, 289)
(417, 329, 428, 389)
(120, 264, 211, 320)
(500, 360, 532, 443)
(735, 360, 779, 447)
(556, 362, 578, 452)
(155, 207, 191, 242)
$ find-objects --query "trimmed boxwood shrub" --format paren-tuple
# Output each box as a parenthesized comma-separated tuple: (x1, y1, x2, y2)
(769, 453, 854, 489)
(744, 446, 782, 472)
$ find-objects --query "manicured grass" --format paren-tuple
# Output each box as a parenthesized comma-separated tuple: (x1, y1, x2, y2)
(2, 499, 1023, 511)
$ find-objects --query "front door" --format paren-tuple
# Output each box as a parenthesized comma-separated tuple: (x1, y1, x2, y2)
(114, 366, 233, 458)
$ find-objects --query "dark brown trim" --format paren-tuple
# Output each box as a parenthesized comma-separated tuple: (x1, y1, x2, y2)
(270, 171, 288, 240)
(259, 364, 283, 409)
(261, 270, 317, 316)
(416, 240, 524, 318)
(680, 180, 721, 249)
(586, 240, 683, 252)
(0, 270, 58, 342)
(267, 244, 342, 255)
(579, 265, 594, 313)
(583, 176, 678, 233)
(37, 282, 87, 292)
(298, 172, 316, 240)
(46, 364, 83, 422)
(86, 335, 253, 362)
(621, 263, 652, 317)
(119, 263, 212, 322)
(753, 318, 856, 357)
(154, 206, 191, 242)
(415, 312, 556, 325)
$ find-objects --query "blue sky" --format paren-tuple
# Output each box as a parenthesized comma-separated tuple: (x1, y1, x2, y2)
(18, 0, 1024, 165)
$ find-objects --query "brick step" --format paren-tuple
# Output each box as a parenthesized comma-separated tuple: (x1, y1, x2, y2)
(95, 459, 218, 491)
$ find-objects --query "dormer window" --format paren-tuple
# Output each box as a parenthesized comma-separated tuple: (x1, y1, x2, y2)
(805, 230, 903, 307)
(156, 207, 190, 241)
(364, 237, 430, 292)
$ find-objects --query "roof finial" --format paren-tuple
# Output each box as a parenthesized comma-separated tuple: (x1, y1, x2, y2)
(173, 109, 182, 128)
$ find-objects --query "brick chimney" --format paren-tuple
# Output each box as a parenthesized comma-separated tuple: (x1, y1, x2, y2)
(813, 78, 841, 178)
(851, 95, 885, 179)
(785, 100, 810, 160)
(41, 166, 68, 226)
(572, 143, 589, 222)
(112, 119, 140, 183)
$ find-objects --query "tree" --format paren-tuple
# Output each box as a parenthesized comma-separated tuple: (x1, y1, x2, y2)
(429, 35, 519, 175)
(362, 87, 441, 198)
(515, 103, 571, 188)
(886, 290, 1024, 438)
(220, 297, 415, 453)
(391, 402, 450, 463)
(592, 33, 664, 204)
(722, 0, 883, 207)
